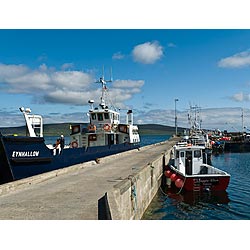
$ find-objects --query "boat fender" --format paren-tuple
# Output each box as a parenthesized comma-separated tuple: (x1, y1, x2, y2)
(71, 141, 78, 148)
(170, 173, 178, 182)
(175, 178, 184, 188)
(103, 124, 111, 131)
(164, 170, 172, 178)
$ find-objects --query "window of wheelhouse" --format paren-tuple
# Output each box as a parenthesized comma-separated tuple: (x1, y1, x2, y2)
(97, 113, 104, 121)
(91, 113, 96, 120)
(194, 150, 201, 158)
(104, 113, 109, 120)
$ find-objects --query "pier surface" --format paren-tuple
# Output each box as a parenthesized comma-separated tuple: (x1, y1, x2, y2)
(0, 137, 178, 219)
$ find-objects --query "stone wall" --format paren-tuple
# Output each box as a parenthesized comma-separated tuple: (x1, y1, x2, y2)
(107, 146, 173, 220)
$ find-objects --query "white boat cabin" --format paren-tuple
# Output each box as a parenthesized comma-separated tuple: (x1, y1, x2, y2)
(69, 74, 140, 148)
(171, 144, 216, 176)
(70, 107, 140, 148)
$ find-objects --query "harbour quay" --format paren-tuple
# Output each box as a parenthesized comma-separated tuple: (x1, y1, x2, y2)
(0, 137, 179, 220)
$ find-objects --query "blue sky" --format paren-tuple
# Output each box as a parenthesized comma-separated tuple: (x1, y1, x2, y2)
(1, 29, 250, 130)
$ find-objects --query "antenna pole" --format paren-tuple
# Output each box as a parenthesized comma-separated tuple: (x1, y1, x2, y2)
(174, 98, 179, 136)
(242, 108, 244, 133)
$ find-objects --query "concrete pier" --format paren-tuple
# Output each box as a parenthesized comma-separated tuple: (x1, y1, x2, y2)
(0, 137, 179, 219)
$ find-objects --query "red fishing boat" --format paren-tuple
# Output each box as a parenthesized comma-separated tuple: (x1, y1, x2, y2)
(164, 143, 230, 192)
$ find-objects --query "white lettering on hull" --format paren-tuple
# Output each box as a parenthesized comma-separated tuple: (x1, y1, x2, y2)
(12, 151, 40, 157)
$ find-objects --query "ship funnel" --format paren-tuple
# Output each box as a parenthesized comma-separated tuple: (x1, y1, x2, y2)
(127, 110, 133, 125)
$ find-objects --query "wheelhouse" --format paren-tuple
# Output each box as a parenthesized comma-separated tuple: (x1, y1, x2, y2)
(173, 145, 205, 175)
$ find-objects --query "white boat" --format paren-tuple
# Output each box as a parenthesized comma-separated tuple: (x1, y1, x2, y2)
(164, 143, 230, 192)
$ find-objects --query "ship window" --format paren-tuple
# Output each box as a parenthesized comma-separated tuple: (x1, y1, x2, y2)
(194, 150, 201, 158)
(104, 113, 109, 119)
(180, 152, 185, 157)
(91, 113, 96, 120)
(97, 113, 104, 121)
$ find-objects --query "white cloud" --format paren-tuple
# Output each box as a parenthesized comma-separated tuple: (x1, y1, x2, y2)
(51, 71, 92, 90)
(39, 63, 48, 71)
(0, 62, 144, 107)
(61, 63, 74, 70)
(0, 63, 29, 80)
(230, 92, 250, 102)
(106, 80, 144, 109)
(133, 107, 248, 131)
(132, 41, 163, 64)
(167, 43, 177, 48)
(112, 52, 125, 60)
(45, 89, 94, 105)
(218, 50, 250, 68)
(112, 79, 144, 88)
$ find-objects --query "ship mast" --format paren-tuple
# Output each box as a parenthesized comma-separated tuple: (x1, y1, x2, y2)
(241, 108, 244, 133)
(95, 67, 113, 109)
(188, 104, 202, 135)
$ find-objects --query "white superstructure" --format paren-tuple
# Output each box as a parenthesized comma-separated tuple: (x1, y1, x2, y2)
(69, 75, 140, 148)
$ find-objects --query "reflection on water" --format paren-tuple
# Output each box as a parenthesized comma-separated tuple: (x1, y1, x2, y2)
(165, 189, 230, 206)
(142, 189, 231, 220)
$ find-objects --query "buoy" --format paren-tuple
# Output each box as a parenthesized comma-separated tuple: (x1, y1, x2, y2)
(164, 170, 171, 178)
(71, 141, 78, 148)
(103, 124, 111, 131)
(170, 173, 178, 182)
(175, 178, 184, 188)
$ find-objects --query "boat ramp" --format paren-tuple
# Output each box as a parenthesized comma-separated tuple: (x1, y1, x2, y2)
(0, 137, 179, 219)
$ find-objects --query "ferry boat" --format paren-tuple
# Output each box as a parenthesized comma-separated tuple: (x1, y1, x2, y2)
(0, 75, 140, 185)
(164, 143, 230, 192)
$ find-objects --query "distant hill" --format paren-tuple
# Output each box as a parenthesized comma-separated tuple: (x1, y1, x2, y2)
(138, 124, 182, 135)
(0, 123, 185, 136)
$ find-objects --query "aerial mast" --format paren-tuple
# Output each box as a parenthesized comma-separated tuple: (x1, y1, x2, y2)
(241, 108, 244, 133)
(95, 66, 113, 109)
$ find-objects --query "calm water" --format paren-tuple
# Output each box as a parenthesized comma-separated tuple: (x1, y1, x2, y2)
(142, 151, 250, 220)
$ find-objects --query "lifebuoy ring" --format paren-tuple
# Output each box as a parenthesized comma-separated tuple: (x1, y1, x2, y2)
(88, 124, 96, 132)
(71, 141, 78, 148)
(103, 124, 111, 131)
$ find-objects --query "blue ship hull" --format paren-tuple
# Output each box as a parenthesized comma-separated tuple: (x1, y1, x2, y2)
(0, 135, 139, 184)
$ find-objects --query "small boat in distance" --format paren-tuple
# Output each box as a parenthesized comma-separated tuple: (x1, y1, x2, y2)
(0, 74, 140, 185)
(164, 143, 230, 192)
